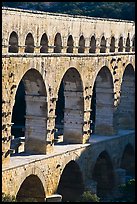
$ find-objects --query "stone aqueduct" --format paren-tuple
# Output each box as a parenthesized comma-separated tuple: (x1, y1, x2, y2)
(2, 7, 135, 201)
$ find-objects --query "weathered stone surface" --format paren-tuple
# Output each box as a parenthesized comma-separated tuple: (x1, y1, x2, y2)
(2, 7, 135, 200)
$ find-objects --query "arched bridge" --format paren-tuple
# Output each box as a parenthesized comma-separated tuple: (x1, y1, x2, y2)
(2, 7, 135, 202)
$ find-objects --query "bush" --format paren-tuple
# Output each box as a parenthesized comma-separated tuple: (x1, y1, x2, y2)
(78, 191, 100, 202)
(2, 193, 17, 202)
(111, 178, 135, 202)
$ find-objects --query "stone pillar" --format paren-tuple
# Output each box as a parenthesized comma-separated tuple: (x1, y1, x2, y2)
(63, 91, 84, 143)
(114, 168, 126, 186)
(25, 95, 48, 154)
(95, 87, 115, 135)
(85, 179, 97, 194)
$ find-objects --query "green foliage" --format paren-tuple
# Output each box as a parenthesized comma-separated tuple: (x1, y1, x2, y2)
(111, 179, 135, 202)
(2, 2, 135, 21)
(2, 192, 17, 202)
(78, 191, 100, 202)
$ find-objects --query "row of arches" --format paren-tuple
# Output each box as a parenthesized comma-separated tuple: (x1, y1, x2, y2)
(8, 31, 135, 53)
(11, 63, 135, 152)
(16, 144, 134, 202)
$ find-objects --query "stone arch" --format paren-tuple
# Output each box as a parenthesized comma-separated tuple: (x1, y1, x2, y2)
(118, 36, 123, 52)
(54, 33, 62, 53)
(78, 35, 85, 53)
(11, 68, 48, 154)
(120, 144, 135, 176)
(110, 36, 115, 52)
(100, 36, 106, 53)
(90, 66, 114, 135)
(117, 64, 135, 129)
(57, 160, 84, 202)
(56, 68, 84, 143)
(66, 35, 74, 53)
(8, 31, 18, 53)
(16, 174, 46, 202)
(125, 33, 130, 52)
(132, 35, 135, 52)
(24, 33, 34, 53)
(89, 35, 96, 53)
(92, 151, 115, 197)
(40, 33, 48, 53)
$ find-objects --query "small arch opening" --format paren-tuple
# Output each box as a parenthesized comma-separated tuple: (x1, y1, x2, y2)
(8, 31, 18, 53)
(40, 33, 48, 53)
(125, 34, 130, 52)
(100, 36, 106, 53)
(78, 35, 85, 53)
(54, 33, 62, 53)
(24, 33, 34, 53)
(110, 36, 115, 52)
(118, 36, 123, 52)
(89, 36, 96, 53)
(67, 35, 74, 53)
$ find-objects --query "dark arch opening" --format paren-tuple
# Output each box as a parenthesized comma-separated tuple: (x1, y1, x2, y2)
(89, 36, 96, 53)
(11, 69, 48, 154)
(92, 151, 114, 197)
(16, 175, 45, 202)
(57, 161, 84, 202)
(55, 80, 65, 139)
(25, 33, 34, 53)
(54, 33, 62, 53)
(11, 81, 26, 138)
(100, 36, 106, 53)
(91, 67, 114, 135)
(78, 35, 85, 53)
(117, 64, 135, 129)
(110, 36, 115, 52)
(40, 33, 48, 53)
(118, 36, 123, 52)
(132, 36, 135, 52)
(120, 144, 135, 176)
(125, 34, 130, 52)
(8, 31, 18, 53)
(67, 35, 74, 53)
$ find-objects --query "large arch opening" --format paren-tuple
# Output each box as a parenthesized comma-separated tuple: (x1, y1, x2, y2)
(16, 175, 45, 202)
(8, 31, 18, 53)
(67, 35, 74, 53)
(120, 144, 135, 176)
(54, 33, 62, 53)
(40, 33, 48, 53)
(24, 33, 34, 53)
(11, 69, 48, 154)
(90, 67, 114, 135)
(56, 68, 84, 143)
(57, 161, 84, 202)
(92, 151, 115, 198)
(117, 64, 135, 129)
